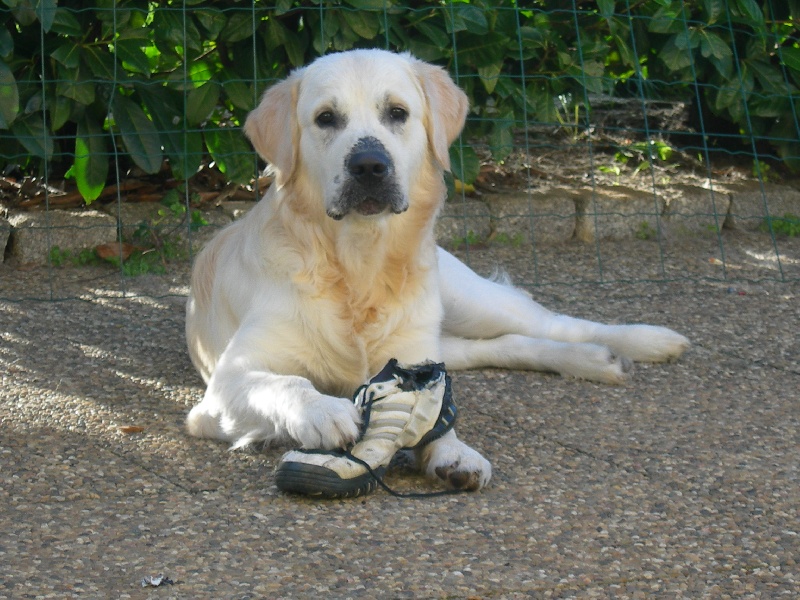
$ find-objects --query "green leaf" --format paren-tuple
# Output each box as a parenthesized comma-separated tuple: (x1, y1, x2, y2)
(82, 46, 117, 81)
(266, 17, 308, 67)
(50, 94, 72, 131)
(74, 116, 108, 203)
(136, 83, 202, 180)
(518, 25, 545, 48)
(220, 11, 256, 44)
(205, 127, 254, 184)
(9, 1, 37, 27)
(448, 144, 480, 183)
(52, 43, 82, 69)
(115, 38, 152, 75)
(714, 83, 738, 111)
(333, 13, 362, 49)
(168, 128, 204, 180)
(275, 0, 294, 15)
(34, 0, 57, 32)
(702, 0, 724, 23)
(415, 21, 450, 49)
(527, 82, 557, 124)
(597, 0, 615, 20)
(489, 123, 513, 163)
(568, 64, 606, 95)
(781, 47, 800, 73)
(49, 8, 83, 36)
(0, 26, 12, 58)
(55, 64, 95, 105)
(699, 30, 732, 78)
(714, 66, 753, 122)
(699, 30, 730, 60)
(186, 82, 220, 126)
(112, 95, 163, 174)
(557, 51, 574, 69)
(342, 10, 380, 39)
(612, 32, 636, 67)
(24, 92, 43, 115)
(196, 9, 227, 39)
(456, 33, 507, 69)
(407, 39, 448, 63)
(477, 63, 502, 94)
(735, 0, 764, 24)
(12, 114, 54, 159)
(312, 10, 340, 55)
(659, 35, 693, 72)
(648, 3, 683, 34)
(747, 57, 786, 94)
(790, 0, 800, 22)
(0, 61, 19, 129)
(750, 96, 788, 118)
(154, 9, 202, 54)
(344, 0, 387, 9)
(186, 60, 213, 89)
(674, 27, 702, 50)
(284, 30, 308, 68)
(219, 70, 254, 111)
(445, 5, 489, 35)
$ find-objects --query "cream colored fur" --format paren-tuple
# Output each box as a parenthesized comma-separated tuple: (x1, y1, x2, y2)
(185, 50, 689, 491)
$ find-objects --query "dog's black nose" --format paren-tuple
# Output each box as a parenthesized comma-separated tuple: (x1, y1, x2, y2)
(348, 150, 391, 184)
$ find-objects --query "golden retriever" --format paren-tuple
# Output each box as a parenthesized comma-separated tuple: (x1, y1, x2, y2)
(185, 49, 689, 491)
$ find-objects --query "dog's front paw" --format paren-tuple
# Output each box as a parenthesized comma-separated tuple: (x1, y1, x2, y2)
(287, 394, 361, 450)
(418, 430, 492, 491)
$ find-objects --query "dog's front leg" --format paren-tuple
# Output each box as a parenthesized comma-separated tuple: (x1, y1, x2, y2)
(187, 351, 361, 451)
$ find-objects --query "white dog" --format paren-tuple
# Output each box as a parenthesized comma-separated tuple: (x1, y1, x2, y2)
(185, 49, 689, 491)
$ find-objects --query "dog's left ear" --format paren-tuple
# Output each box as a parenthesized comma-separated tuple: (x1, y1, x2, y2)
(412, 59, 469, 171)
(244, 70, 303, 187)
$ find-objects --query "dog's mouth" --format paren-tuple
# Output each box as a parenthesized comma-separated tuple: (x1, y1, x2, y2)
(354, 197, 388, 216)
(328, 196, 407, 220)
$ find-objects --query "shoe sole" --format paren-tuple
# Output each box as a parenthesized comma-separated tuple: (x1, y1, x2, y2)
(275, 460, 383, 499)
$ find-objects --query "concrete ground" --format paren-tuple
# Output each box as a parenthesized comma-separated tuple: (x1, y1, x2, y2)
(1, 233, 798, 599)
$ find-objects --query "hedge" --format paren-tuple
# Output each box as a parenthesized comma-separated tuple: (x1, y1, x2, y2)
(1, 0, 798, 202)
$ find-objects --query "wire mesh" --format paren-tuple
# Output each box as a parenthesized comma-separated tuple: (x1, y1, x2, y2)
(1, 1, 798, 303)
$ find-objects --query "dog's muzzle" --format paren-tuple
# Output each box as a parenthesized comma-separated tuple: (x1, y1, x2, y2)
(327, 137, 407, 220)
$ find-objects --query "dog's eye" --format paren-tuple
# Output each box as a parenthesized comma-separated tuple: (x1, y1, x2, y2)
(388, 107, 408, 123)
(316, 111, 337, 128)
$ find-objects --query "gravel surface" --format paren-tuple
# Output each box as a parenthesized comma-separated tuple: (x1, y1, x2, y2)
(1, 233, 798, 599)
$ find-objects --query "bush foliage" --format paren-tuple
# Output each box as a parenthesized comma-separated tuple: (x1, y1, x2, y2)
(1, 0, 799, 202)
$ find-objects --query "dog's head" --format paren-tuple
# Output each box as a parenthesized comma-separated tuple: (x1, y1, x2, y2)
(245, 50, 468, 220)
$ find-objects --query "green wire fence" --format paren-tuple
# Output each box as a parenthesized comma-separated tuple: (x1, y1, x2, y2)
(0, 1, 799, 301)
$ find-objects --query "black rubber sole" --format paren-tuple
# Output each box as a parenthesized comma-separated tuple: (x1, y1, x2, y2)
(275, 460, 385, 499)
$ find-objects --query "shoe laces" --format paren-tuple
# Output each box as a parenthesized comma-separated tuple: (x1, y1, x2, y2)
(344, 359, 470, 498)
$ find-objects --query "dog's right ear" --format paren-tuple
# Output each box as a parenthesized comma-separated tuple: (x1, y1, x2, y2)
(244, 70, 303, 187)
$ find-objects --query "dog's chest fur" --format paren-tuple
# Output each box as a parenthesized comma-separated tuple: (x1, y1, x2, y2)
(295, 243, 433, 393)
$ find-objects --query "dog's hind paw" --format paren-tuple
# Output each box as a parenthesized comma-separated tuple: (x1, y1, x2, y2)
(559, 344, 634, 384)
(604, 325, 690, 363)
